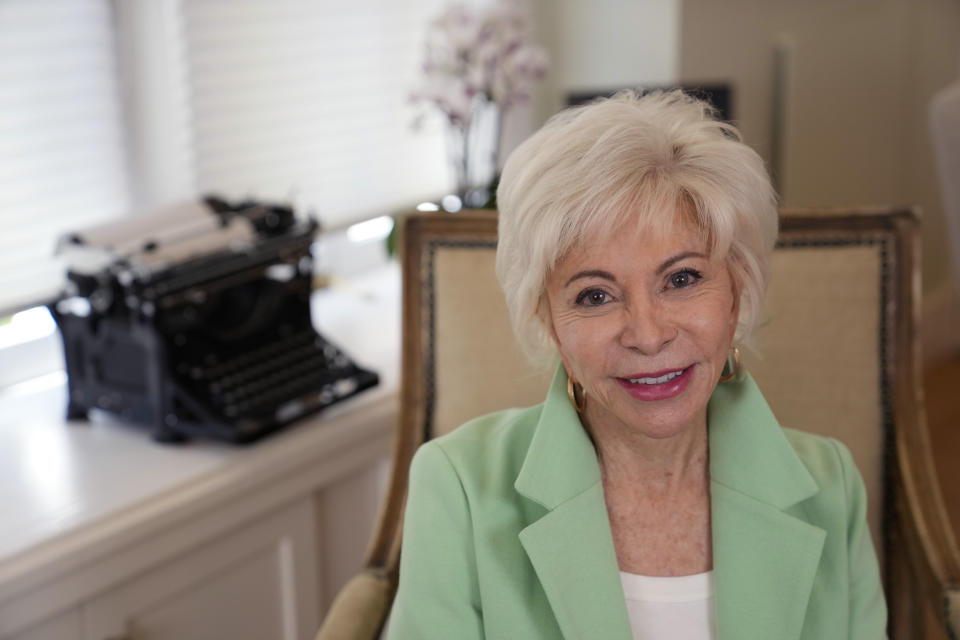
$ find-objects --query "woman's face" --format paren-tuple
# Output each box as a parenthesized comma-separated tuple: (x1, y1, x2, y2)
(545, 214, 739, 442)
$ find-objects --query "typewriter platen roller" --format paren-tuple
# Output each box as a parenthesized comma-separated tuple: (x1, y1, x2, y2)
(50, 197, 378, 444)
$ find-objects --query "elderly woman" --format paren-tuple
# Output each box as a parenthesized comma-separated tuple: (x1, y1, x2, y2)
(387, 91, 886, 639)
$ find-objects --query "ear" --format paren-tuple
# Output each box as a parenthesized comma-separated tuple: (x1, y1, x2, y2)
(542, 295, 573, 374)
(727, 268, 742, 342)
(551, 333, 573, 375)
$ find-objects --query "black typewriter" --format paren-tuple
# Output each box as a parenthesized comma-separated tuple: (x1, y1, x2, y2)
(49, 197, 378, 444)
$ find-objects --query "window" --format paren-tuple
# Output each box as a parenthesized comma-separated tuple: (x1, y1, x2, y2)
(1, 0, 452, 387)
(0, 0, 130, 316)
(181, 0, 450, 229)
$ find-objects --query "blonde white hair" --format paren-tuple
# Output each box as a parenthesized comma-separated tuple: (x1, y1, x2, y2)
(495, 90, 778, 366)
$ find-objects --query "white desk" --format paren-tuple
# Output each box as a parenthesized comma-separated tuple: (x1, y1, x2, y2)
(0, 264, 401, 640)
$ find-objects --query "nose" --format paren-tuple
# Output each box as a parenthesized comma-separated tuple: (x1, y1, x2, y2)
(619, 297, 677, 355)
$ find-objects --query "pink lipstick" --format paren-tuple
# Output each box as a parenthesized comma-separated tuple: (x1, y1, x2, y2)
(616, 365, 694, 401)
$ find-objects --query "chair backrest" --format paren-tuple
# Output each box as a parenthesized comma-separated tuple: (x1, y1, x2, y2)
(402, 210, 553, 439)
(366, 206, 949, 634)
(745, 210, 904, 560)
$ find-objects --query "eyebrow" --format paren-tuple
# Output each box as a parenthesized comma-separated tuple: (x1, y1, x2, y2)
(564, 269, 616, 287)
(563, 252, 708, 287)
(656, 251, 707, 275)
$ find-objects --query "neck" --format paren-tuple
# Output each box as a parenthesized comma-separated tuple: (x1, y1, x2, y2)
(584, 410, 710, 493)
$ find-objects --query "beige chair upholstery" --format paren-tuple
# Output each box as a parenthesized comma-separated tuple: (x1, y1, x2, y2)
(315, 207, 960, 640)
(316, 570, 393, 640)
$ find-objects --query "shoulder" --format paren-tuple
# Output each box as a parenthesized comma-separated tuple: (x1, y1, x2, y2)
(410, 404, 543, 493)
(781, 427, 860, 492)
(781, 427, 869, 533)
(781, 430, 887, 633)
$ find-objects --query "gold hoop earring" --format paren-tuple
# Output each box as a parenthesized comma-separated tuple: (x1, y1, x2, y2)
(567, 377, 586, 412)
(719, 346, 741, 383)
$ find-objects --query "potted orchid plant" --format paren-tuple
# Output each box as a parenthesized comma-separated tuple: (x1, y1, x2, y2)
(412, 1, 548, 209)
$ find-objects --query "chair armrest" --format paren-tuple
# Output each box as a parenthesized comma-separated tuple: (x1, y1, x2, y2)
(947, 587, 960, 639)
(315, 569, 394, 640)
(895, 395, 960, 636)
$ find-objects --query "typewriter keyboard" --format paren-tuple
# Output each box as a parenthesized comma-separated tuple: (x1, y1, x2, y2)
(176, 328, 378, 429)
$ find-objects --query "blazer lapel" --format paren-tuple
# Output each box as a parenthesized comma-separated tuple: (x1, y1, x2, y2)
(519, 485, 635, 640)
(709, 374, 826, 640)
(711, 484, 826, 640)
(514, 368, 828, 640)
(515, 368, 633, 640)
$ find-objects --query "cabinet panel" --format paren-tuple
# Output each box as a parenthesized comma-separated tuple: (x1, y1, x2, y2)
(6, 609, 81, 640)
(84, 498, 318, 640)
(315, 455, 389, 616)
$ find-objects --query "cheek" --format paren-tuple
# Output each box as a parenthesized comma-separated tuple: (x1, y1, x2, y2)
(546, 303, 578, 373)
(685, 297, 737, 358)
(551, 316, 615, 376)
(551, 320, 588, 368)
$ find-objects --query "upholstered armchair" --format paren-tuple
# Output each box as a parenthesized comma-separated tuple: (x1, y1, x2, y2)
(315, 207, 960, 640)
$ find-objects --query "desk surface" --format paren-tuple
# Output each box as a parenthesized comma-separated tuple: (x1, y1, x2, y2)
(0, 263, 401, 591)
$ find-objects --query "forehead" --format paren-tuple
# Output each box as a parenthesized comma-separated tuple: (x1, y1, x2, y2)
(557, 207, 712, 271)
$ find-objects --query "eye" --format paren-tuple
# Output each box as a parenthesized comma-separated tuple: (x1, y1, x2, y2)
(668, 269, 702, 289)
(575, 288, 611, 307)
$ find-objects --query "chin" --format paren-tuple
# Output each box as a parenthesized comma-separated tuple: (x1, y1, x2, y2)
(628, 409, 704, 440)
(607, 379, 714, 439)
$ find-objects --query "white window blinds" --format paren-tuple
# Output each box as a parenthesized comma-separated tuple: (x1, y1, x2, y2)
(179, 0, 451, 230)
(0, 0, 131, 315)
(0, 0, 454, 318)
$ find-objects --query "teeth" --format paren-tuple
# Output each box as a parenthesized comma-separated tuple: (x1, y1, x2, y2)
(629, 369, 684, 385)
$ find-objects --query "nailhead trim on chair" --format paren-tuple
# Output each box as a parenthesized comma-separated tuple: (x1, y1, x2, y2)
(775, 235, 898, 625)
(423, 238, 498, 441)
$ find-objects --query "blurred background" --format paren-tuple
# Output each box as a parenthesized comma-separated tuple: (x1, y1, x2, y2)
(1, 2, 959, 637)
(1, 0, 958, 409)
(1, 0, 958, 317)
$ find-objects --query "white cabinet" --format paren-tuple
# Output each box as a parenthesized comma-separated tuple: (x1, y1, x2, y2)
(2, 498, 320, 640)
(2, 458, 390, 640)
(315, 458, 390, 616)
(83, 498, 318, 640)
(0, 265, 400, 640)
(0, 401, 394, 640)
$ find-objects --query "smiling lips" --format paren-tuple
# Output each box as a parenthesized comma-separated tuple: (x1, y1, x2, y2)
(616, 365, 694, 401)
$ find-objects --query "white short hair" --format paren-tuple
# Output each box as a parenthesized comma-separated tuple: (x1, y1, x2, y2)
(495, 90, 778, 366)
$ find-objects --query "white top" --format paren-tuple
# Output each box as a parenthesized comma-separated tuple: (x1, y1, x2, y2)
(619, 570, 717, 640)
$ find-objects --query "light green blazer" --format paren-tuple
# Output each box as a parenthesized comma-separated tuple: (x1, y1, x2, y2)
(388, 367, 887, 640)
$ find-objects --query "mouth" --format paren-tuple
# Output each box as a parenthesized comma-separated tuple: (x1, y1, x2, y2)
(616, 365, 694, 401)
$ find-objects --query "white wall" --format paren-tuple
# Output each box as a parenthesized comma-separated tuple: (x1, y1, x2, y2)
(679, 0, 960, 294)
(531, 0, 681, 119)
